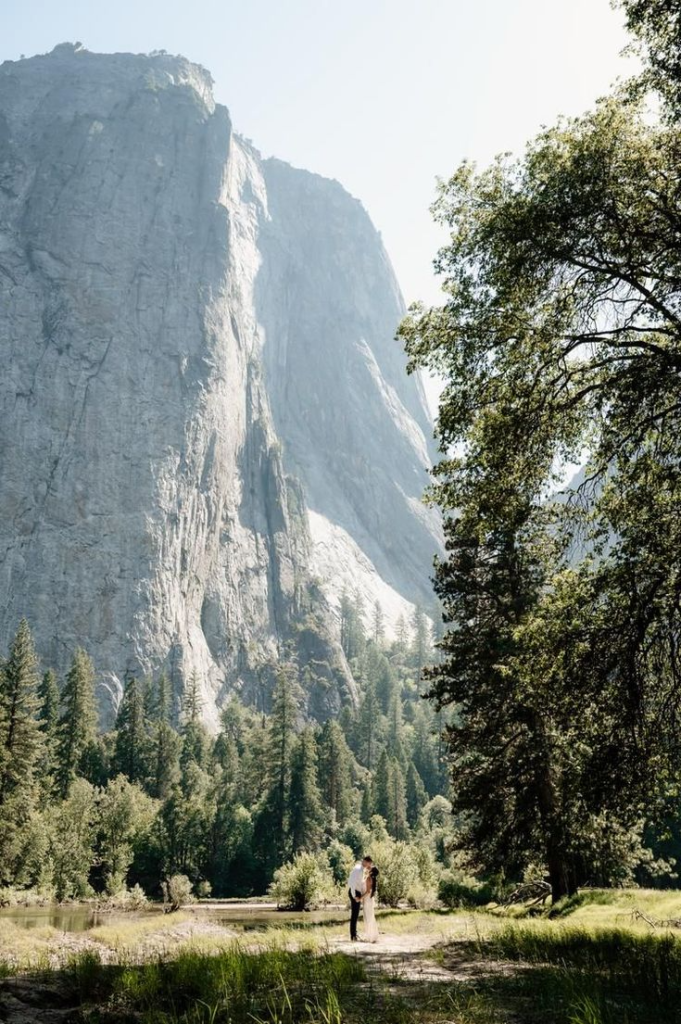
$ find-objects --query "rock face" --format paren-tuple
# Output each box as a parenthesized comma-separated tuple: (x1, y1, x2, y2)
(0, 44, 442, 726)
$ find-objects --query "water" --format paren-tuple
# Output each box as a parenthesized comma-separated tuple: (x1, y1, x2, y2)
(0, 903, 347, 934)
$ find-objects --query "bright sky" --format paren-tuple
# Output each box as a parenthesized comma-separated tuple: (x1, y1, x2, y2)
(2, 0, 635, 408)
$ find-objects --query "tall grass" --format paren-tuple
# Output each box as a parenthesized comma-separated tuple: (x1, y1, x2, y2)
(472, 921, 681, 1023)
(108, 945, 366, 1023)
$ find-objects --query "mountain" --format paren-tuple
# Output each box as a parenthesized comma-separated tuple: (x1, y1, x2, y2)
(0, 43, 442, 726)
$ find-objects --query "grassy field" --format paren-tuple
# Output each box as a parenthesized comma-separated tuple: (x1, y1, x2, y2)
(1, 890, 681, 1022)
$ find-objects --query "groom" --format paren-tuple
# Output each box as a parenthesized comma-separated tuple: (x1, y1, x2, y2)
(348, 856, 373, 941)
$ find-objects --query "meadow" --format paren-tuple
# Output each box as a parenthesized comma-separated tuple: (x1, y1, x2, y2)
(2, 890, 681, 1023)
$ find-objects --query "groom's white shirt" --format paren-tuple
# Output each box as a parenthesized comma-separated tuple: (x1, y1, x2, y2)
(348, 863, 365, 895)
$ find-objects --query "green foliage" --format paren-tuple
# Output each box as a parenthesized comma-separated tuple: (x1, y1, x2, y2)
(400, 72, 681, 900)
(56, 648, 97, 797)
(113, 674, 148, 784)
(318, 719, 354, 825)
(366, 835, 422, 907)
(269, 851, 334, 910)
(0, 607, 451, 900)
(98, 774, 157, 894)
(288, 728, 326, 853)
(162, 872, 194, 910)
(45, 778, 99, 899)
(438, 870, 493, 908)
(0, 618, 41, 803)
(618, 0, 681, 116)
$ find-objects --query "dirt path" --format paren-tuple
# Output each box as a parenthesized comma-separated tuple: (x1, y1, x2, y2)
(0, 916, 513, 1021)
(331, 918, 518, 986)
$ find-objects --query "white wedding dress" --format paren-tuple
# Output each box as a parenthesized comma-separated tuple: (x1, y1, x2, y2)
(363, 893, 379, 943)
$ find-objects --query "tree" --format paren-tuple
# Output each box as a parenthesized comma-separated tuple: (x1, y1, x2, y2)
(371, 601, 385, 646)
(400, 90, 681, 899)
(358, 676, 381, 771)
(46, 778, 99, 899)
(0, 619, 42, 804)
(0, 620, 43, 883)
(410, 607, 431, 687)
(406, 763, 427, 828)
(149, 678, 181, 800)
(318, 720, 354, 824)
(38, 669, 60, 736)
(98, 775, 157, 893)
(36, 669, 60, 791)
(339, 590, 366, 662)
(56, 648, 97, 797)
(252, 661, 301, 878)
(148, 670, 173, 724)
(373, 750, 408, 839)
(618, 0, 681, 115)
(180, 672, 208, 769)
(113, 674, 149, 784)
(288, 728, 326, 853)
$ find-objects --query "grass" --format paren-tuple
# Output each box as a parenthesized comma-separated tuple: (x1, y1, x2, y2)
(3, 892, 681, 1022)
(451, 916, 681, 1023)
(48, 943, 503, 1024)
(88, 910, 191, 951)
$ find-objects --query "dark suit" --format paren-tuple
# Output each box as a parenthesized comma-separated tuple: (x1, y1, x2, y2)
(349, 888, 362, 939)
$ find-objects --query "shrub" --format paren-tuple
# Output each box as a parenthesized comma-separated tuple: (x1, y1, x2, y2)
(269, 853, 334, 910)
(438, 870, 493, 908)
(102, 883, 149, 910)
(338, 819, 370, 859)
(369, 839, 418, 907)
(162, 874, 194, 911)
(326, 840, 354, 889)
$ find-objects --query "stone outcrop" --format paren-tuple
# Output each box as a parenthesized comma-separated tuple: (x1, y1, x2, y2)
(0, 43, 441, 726)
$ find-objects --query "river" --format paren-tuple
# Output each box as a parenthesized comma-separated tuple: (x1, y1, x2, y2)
(0, 902, 348, 934)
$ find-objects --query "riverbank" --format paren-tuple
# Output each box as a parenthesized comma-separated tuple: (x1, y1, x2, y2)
(2, 892, 681, 1022)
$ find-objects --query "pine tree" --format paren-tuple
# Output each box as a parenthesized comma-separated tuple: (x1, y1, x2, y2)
(393, 615, 409, 662)
(153, 671, 173, 723)
(56, 648, 97, 797)
(340, 590, 367, 662)
(373, 750, 408, 839)
(318, 720, 353, 824)
(37, 668, 60, 788)
(38, 669, 60, 736)
(358, 676, 380, 771)
(288, 728, 326, 852)
(411, 704, 441, 796)
(0, 619, 42, 805)
(180, 672, 208, 769)
(0, 620, 43, 885)
(388, 757, 409, 840)
(406, 763, 428, 828)
(372, 601, 385, 646)
(113, 673, 149, 784)
(410, 606, 431, 687)
(386, 691, 406, 766)
(360, 780, 373, 823)
(373, 750, 391, 824)
(252, 660, 301, 876)
(151, 720, 181, 799)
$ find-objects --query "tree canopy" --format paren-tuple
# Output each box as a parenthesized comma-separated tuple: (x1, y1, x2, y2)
(400, 19, 681, 899)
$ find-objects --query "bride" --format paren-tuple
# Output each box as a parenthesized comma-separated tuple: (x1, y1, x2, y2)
(363, 866, 379, 943)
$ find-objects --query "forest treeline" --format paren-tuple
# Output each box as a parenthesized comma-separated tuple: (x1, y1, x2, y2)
(400, 0, 681, 902)
(0, 597, 454, 903)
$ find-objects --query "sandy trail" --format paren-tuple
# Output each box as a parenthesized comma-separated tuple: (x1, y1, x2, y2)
(0, 914, 510, 1021)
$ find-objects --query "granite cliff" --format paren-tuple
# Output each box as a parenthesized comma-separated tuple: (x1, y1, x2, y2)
(0, 43, 441, 726)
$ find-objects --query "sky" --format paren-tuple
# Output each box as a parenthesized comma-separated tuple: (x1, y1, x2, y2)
(2, 0, 636, 409)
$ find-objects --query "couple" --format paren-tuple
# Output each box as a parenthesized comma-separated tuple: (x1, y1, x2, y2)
(347, 855, 379, 943)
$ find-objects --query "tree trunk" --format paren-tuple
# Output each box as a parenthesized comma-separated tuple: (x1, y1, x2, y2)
(546, 848, 577, 903)
(531, 714, 578, 903)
